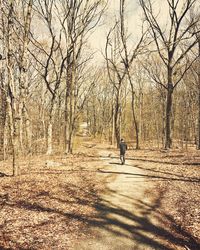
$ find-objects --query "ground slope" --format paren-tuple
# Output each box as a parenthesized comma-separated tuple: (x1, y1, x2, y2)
(74, 145, 200, 250)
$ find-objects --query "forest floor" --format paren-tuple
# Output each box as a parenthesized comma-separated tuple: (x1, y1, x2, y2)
(0, 138, 200, 250)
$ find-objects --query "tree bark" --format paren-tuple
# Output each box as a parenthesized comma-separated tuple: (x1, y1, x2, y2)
(47, 122, 53, 155)
(114, 91, 121, 147)
(64, 86, 69, 154)
(165, 81, 173, 149)
(46, 100, 56, 155)
(68, 55, 76, 154)
(197, 40, 200, 150)
(131, 85, 139, 149)
(0, 87, 7, 159)
(7, 95, 18, 176)
(25, 109, 32, 153)
(139, 91, 143, 146)
(197, 82, 200, 149)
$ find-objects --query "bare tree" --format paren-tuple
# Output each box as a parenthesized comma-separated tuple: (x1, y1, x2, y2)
(119, 0, 147, 149)
(140, 0, 200, 148)
(1, 0, 19, 175)
(105, 23, 127, 147)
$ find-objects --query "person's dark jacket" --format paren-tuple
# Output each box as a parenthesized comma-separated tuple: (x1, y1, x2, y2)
(119, 142, 127, 155)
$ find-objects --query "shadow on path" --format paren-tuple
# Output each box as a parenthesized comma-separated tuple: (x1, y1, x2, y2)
(2, 182, 199, 250)
(0, 172, 10, 178)
(100, 167, 200, 183)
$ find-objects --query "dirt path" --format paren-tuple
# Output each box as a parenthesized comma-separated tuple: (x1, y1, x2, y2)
(73, 147, 174, 250)
(0, 139, 199, 249)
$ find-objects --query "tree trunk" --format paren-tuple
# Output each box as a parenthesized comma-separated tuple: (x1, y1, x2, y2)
(197, 88, 200, 149)
(114, 91, 121, 147)
(47, 122, 53, 155)
(111, 86, 116, 145)
(165, 84, 173, 149)
(18, 0, 33, 154)
(46, 101, 56, 155)
(18, 102, 24, 153)
(0, 87, 7, 160)
(68, 56, 76, 154)
(131, 86, 139, 149)
(64, 70, 70, 154)
(162, 96, 165, 148)
(112, 106, 115, 145)
(139, 91, 143, 146)
(24, 109, 32, 154)
(7, 96, 18, 176)
(197, 40, 200, 150)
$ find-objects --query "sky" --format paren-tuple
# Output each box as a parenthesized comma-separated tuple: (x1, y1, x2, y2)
(89, 0, 196, 64)
(32, 0, 195, 65)
(89, 0, 143, 63)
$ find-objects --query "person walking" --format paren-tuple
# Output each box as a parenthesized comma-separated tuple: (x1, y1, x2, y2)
(119, 138, 127, 165)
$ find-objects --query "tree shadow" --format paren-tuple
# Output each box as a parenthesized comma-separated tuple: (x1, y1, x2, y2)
(125, 156, 200, 166)
(92, 189, 200, 250)
(128, 164, 192, 179)
(99, 168, 200, 183)
(109, 155, 199, 166)
(0, 172, 10, 177)
(2, 183, 199, 250)
(109, 162, 122, 165)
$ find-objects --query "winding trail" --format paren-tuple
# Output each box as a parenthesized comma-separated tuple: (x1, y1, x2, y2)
(73, 145, 176, 250)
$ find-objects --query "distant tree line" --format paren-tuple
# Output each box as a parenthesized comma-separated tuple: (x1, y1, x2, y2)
(0, 0, 200, 176)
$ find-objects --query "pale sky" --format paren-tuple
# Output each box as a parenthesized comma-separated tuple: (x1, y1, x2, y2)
(32, 0, 195, 65)
(89, 0, 143, 62)
(89, 0, 197, 64)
